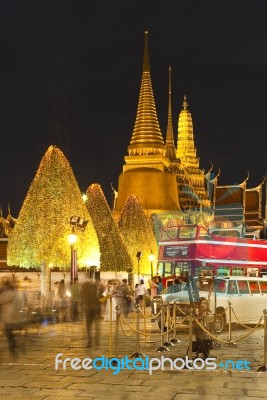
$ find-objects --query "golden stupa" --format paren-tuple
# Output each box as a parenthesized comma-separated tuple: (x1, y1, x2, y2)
(114, 32, 180, 215)
(114, 32, 210, 218)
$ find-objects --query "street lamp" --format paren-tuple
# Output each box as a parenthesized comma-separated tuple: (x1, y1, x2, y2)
(148, 250, 155, 279)
(48, 263, 53, 291)
(136, 251, 143, 283)
(68, 216, 88, 284)
(68, 231, 77, 284)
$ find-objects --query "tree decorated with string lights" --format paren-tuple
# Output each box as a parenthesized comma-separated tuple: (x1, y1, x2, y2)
(86, 183, 133, 272)
(7, 146, 100, 270)
(118, 195, 158, 275)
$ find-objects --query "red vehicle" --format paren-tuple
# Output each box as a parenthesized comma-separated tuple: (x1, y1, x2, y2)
(157, 224, 267, 288)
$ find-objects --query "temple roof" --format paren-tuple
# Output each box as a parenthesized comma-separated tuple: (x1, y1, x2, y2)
(128, 32, 165, 155)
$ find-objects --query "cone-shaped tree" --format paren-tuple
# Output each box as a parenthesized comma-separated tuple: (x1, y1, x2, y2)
(118, 196, 158, 275)
(86, 184, 133, 272)
(7, 145, 100, 269)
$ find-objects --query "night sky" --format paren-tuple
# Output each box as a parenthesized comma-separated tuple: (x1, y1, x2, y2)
(1, 0, 267, 217)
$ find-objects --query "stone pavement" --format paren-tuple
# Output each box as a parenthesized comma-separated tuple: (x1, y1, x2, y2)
(0, 314, 266, 400)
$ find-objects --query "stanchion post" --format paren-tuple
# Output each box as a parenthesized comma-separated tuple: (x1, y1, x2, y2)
(170, 302, 180, 345)
(143, 294, 146, 344)
(228, 300, 232, 342)
(264, 309, 267, 367)
(164, 303, 174, 348)
(114, 305, 120, 358)
(131, 305, 145, 358)
(156, 304, 169, 352)
(257, 309, 267, 372)
(109, 296, 113, 357)
(188, 309, 193, 360)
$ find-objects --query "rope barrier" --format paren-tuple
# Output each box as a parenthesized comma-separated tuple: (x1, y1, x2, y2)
(193, 314, 263, 345)
(119, 311, 187, 337)
(231, 306, 264, 330)
(117, 300, 264, 352)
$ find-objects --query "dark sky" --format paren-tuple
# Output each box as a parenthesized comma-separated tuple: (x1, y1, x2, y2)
(1, 0, 267, 217)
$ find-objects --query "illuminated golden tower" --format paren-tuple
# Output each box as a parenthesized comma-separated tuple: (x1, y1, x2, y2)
(114, 32, 180, 215)
(176, 95, 210, 209)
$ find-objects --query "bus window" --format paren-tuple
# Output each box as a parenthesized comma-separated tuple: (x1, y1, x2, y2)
(215, 279, 226, 294)
(228, 281, 238, 294)
(157, 262, 164, 277)
(247, 268, 258, 277)
(232, 267, 245, 276)
(260, 281, 267, 294)
(164, 262, 172, 277)
(179, 226, 196, 239)
(217, 267, 230, 276)
(198, 227, 211, 240)
(249, 281, 260, 294)
(237, 281, 249, 294)
(195, 267, 213, 277)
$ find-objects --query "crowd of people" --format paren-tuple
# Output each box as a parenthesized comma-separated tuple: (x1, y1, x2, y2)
(0, 273, 184, 353)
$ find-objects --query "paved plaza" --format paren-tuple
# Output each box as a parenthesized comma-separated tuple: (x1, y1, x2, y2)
(0, 313, 267, 400)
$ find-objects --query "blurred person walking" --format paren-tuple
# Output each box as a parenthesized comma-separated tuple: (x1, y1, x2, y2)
(0, 280, 20, 356)
(70, 277, 80, 321)
(80, 276, 104, 348)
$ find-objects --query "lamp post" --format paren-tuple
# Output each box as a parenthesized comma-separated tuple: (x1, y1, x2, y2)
(148, 250, 155, 279)
(136, 251, 143, 283)
(68, 231, 77, 284)
(48, 263, 53, 291)
(68, 216, 88, 284)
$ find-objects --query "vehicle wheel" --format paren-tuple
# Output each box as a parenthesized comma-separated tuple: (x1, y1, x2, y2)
(214, 312, 225, 333)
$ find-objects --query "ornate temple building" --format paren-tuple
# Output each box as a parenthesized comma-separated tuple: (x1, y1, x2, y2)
(114, 32, 210, 219)
(0, 209, 17, 268)
(113, 31, 266, 239)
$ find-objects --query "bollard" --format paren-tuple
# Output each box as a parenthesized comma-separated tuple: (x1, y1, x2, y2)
(156, 304, 170, 352)
(170, 302, 181, 345)
(257, 309, 267, 372)
(130, 305, 145, 358)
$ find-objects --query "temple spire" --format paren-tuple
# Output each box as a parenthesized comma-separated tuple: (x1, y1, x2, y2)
(128, 31, 165, 155)
(165, 65, 176, 161)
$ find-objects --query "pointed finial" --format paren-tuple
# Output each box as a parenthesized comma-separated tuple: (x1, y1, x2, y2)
(183, 95, 188, 109)
(168, 65, 172, 95)
(143, 31, 150, 73)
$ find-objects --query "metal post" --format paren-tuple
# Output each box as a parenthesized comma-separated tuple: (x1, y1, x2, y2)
(264, 309, 267, 367)
(156, 304, 169, 352)
(131, 305, 145, 358)
(109, 296, 113, 357)
(70, 247, 77, 283)
(114, 306, 120, 358)
(164, 304, 174, 348)
(188, 310, 193, 360)
(257, 309, 267, 372)
(228, 300, 232, 342)
(170, 302, 180, 345)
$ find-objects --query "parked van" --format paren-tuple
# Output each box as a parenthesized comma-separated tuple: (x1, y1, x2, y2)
(152, 276, 267, 333)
